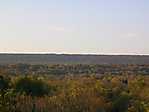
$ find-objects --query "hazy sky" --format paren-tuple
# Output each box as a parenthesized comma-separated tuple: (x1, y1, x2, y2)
(0, 0, 149, 54)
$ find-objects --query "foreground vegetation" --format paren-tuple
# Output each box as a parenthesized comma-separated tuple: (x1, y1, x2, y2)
(0, 64, 149, 112)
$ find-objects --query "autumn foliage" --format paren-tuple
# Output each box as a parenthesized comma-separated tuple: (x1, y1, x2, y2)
(0, 64, 149, 112)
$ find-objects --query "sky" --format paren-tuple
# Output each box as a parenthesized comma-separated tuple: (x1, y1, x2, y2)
(0, 0, 149, 54)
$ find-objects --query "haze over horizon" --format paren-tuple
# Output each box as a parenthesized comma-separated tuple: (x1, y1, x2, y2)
(0, 0, 149, 54)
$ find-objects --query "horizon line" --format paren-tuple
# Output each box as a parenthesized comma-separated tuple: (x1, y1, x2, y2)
(0, 52, 149, 56)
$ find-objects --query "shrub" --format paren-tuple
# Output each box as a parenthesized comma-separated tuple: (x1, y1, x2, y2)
(112, 92, 130, 112)
(0, 75, 10, 92)
(15, 77, 50, 97)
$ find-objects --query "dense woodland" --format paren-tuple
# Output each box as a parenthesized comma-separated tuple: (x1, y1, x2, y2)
(0, 64, 149, 112)
(0, 54, 149, 65)
(0, 64, 149, 76)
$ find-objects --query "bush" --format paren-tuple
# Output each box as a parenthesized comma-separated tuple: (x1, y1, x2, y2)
(0, 75, 10, 92)
(15, 77, 50, 97)
(112, 92, 130, 112)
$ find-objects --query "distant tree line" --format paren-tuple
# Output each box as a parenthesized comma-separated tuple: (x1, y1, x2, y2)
(0, 64, 149, 76)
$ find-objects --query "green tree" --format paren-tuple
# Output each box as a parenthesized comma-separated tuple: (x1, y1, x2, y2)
(15, 77, 49, 97)
(112, 92, 130, 112)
